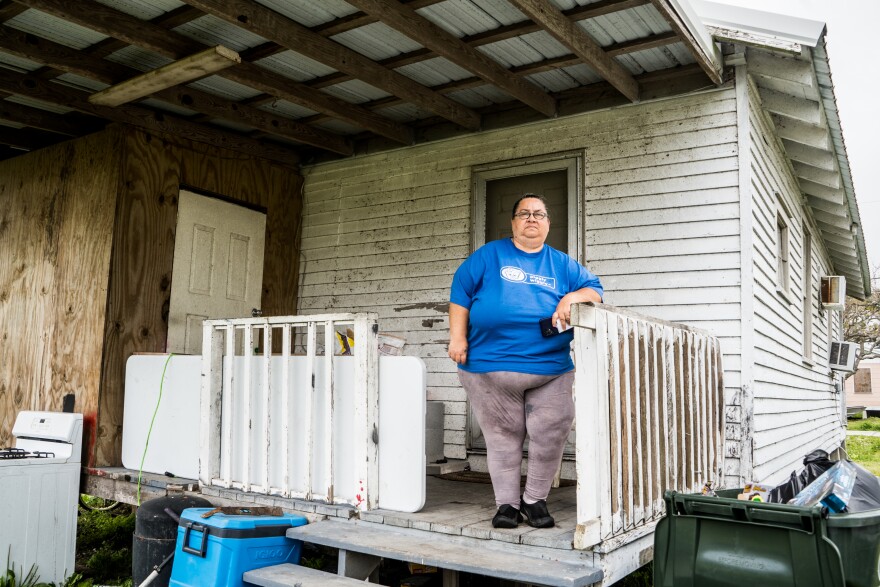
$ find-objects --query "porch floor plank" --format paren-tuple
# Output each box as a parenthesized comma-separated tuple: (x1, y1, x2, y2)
(287, 519, 602, 587)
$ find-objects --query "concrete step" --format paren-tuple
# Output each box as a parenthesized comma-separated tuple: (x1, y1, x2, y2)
(244, 564, 366, 586)
(286, 519, 603, 587)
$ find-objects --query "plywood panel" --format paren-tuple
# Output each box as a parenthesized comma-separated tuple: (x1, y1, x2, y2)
(0, 132, 120, 453)
(96, 127, 302, 466)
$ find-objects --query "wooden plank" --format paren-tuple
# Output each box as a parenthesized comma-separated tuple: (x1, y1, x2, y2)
(286, 521, 602, 587)
(509, 0, 639, 102)
(184, 0, 480, 130)
(245, 563, 369, 587)
(88, 45, 241, 106)
(347, 0, 556, 117)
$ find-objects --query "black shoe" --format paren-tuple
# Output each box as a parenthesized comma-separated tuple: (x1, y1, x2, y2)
(492, 504, 523, 528)
(520, 498, 554, 528)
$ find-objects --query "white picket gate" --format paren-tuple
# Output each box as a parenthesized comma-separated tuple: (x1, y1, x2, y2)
(199, 313, 379, 509)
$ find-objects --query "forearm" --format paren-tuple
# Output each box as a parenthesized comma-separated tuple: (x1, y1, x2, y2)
(448, 303, 470, 364)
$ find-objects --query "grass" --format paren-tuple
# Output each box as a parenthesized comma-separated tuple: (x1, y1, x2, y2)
(847, 435, 880, 476)
(847, 416, 880, 432)
(70, 499, 135, 587)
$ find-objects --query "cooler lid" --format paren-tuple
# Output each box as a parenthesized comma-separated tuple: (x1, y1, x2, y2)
(179, 508, 308, 530)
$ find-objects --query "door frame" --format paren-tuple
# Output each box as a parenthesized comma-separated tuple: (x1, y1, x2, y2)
(471, 150, 585, 263)
(467, 150, 586, 452)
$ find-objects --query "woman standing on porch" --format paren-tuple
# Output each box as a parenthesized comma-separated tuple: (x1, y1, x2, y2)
(448, 193, 603, 529)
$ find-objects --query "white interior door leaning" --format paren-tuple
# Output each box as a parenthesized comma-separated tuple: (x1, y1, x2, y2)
(167, 190, 266, 355)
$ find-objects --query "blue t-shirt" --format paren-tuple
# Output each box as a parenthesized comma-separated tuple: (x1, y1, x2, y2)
(450, 238, 603, 375)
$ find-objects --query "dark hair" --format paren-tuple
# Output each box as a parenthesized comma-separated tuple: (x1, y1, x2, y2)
(511, 193, 549, 219)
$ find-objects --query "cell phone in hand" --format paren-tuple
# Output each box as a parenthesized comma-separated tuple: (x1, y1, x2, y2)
(539, 317, 562, 337)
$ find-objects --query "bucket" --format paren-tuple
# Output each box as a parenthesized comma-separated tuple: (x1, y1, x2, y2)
(132, 495, 212, 587)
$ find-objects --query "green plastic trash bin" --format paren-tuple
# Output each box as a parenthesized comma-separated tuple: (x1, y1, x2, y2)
(654, 489, 880, 587)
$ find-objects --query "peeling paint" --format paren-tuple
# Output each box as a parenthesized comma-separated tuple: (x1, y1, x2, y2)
(395, 302, 449, 313)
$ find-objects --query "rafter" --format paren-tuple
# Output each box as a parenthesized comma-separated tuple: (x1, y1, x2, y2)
(0, 125, 68, 150)
(0, 99, 104, 135)
(508, 0, 640, 102)
(11, 0, 414, 144)
(0, 25, 353, 154)
(346, 0, 556, 117)
(181, 0, 480, 130)
(0, 70, 301, 163)
(648, 0, 722, 85)
(313, 0, 444, 36)
(304, 0, 650, 91)
(301, 33, 675, 124)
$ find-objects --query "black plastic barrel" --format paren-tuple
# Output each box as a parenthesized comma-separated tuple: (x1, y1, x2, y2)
(132, 495, 212, 587)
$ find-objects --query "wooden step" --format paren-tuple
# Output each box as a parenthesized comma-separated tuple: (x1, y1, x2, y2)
(286, 519, 603, 587)
(244, 564, 367, 586)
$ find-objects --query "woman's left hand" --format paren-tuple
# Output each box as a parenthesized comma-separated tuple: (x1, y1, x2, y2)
(552, 288, 603, 328)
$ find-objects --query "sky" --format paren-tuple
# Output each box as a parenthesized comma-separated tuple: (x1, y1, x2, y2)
(714, 0, 880, 286)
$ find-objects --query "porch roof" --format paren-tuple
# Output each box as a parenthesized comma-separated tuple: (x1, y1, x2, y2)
(0, 0, 722, 163)
(694, 0, 871, 299)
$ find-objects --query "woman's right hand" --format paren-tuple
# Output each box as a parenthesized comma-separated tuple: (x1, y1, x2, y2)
(448, 337, 468, 365)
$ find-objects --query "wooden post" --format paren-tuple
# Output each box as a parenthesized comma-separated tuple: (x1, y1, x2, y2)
(199, 321, 224, 487)
(572, 303, 602, 549)
(353, 312, 379, 510)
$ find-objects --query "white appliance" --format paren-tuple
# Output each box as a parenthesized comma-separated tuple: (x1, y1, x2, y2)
(829, 341, 858, 372)
(0, 411, 83, 584)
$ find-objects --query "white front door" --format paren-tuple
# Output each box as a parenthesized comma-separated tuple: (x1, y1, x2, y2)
(167, 190, 266, 354)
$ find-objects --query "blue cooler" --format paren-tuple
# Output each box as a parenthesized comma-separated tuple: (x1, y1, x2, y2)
(169, 508, 308, 587)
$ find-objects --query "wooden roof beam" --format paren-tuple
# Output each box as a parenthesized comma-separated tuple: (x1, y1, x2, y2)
(799, 178, 845, 204)
(781, 139, 837, 171)
(304, 0, 652, 91)
(345, 0, 556, 117)
(0, 26, 354, 154)
(0, 124, 68, 150)
(312, 0, 445, 36)
(11, 0, 413, 145)
(649, 0, 722, 85)
(0, 69, 301, 164)
(302, 33, 681, 124)
(181, 0, 481, 130)
(0, 98, 104, 136)
(508, 0, 640, 102)
(757, 87, 821, 125)
(771, 113, 829, 150)
(793, 161, 840, 190)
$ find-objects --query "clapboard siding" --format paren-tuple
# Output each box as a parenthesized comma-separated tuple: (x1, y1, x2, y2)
(299, 88, 742, 460)
(747, 83, 844, 484)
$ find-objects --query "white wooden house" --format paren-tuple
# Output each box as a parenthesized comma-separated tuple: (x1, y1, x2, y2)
(0, 0, 871, 585)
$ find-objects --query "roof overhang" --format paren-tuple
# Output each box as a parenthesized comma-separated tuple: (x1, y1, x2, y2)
(693, 1, 871, 299)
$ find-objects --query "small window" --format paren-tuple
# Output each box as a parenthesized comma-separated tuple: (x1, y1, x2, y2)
(802, 225, 813, 361)
(776, 211, 790, 296)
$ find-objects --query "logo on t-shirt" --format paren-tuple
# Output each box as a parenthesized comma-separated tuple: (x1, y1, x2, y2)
(500, 266, 556, 289)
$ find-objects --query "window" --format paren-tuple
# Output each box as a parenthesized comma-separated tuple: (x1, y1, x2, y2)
(802, 224, 813, 361)
(854, 368, 872, 394)
(775, 193, 792, 298)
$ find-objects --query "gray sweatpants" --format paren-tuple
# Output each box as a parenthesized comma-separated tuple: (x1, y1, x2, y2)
(458, 370, 575, 508)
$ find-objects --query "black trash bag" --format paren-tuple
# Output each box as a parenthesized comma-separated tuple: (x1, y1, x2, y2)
(768, 449, 834, 504)
(768, 449, 880, 512)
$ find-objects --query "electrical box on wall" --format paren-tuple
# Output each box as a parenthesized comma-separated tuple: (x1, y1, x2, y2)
(820, 276, 846, 310)
(829, 341, 858, 372)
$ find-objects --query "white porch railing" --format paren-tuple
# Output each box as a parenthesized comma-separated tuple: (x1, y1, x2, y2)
(199, 313, 379, 509)
(572, 303, 724, 549)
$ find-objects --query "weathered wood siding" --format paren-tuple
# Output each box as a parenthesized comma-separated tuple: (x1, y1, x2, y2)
(299, 88, 742, 461)
(747, 83, 844, 484)
(0, 132, 120, 455)
(96, 126, 302, 466)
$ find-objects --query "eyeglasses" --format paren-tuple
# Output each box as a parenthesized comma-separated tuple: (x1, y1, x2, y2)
(514, 211, 548, 220)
